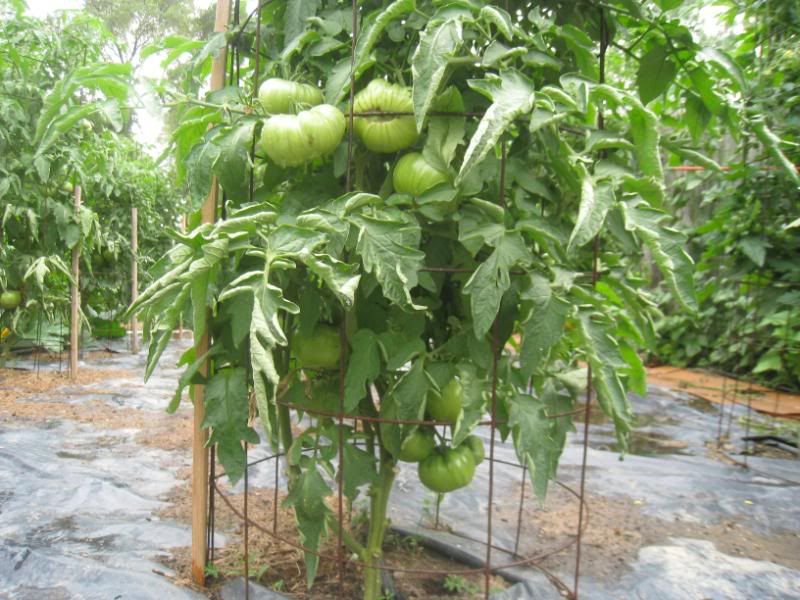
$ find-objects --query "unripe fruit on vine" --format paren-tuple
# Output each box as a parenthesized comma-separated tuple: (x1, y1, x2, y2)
(258, 78, 323, 114)
(260, 104, 345, 167)
(392, 152, 449, 196)
(397, 428, 436, 463)
(0, 290, 22, 309)
(418, 444, 476, 493)
(292, 324, 342, 370)
(352, 80, 418, 153)
(427, 379, 463, 424)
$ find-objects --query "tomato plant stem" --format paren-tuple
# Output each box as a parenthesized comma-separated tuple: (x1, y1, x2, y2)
(363, 453, 396, 600)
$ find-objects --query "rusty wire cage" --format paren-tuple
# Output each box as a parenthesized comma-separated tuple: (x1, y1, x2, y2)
(199, 1, 612, 598)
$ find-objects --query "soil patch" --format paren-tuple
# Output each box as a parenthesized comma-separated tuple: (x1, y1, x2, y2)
(506, 483, 800, 581)
(160, 482, 507, 599)
(0, 367, 192, 452)
(647, 367, 800, 419)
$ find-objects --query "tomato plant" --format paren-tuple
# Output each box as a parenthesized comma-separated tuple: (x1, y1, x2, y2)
(130, 1, 792, 597)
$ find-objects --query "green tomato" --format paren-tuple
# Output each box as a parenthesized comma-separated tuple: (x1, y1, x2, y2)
(260, 104, 345, 167)
(464, 435, 485, 465)
(427, 378, 462, 424)
(352, 79, 418, 153)
(293, 324, 341, 370)
(397, 428, 436, 463)
(61, 181, 74, 194)
(392, 152, 448, 196)
(418, 445, 476, 493)
(0, 290, 22, 310)
(258, 78, 323, 114)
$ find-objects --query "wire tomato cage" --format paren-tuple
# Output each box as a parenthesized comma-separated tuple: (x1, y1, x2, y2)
(201, 1, 614, 598)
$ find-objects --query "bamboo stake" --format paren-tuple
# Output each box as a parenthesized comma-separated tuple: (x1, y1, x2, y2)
(130, 206, 139, 354)
(69, 185, 82, 379)
(191, 0, 230, 586)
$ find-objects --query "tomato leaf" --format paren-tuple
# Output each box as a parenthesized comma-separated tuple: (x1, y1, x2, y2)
(636, 43, 677, 105)
(620, 200, 697, 313)
(344, 329, 381, 411)
(203, 367, 259, 485)
(567, 179, 615, 253)
(412, 18, 464, 132)
(577, 312, 633, 450)
(456, 71, 535, 186)
(325, 0, 415, 104)
(451, 363, 487, 447)
(350, 213, 425, 309)
(284, 462, 332, 587)
(340, 442, 379, 500)
(519, 276, 569, 378)
(464, 232, 532, 338)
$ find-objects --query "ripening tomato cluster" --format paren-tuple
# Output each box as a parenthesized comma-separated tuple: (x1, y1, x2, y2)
(257, 77, 449, 195)
(291, 325, 485, 494)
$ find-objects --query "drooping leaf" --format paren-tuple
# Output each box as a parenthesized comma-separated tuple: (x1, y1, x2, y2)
(519, 276, 570, 378)
(577, 312, 632, 449)
(284, 462, 332, 587)
(412, 18, 464, 132)
(464, 231, 532, 338)
(203, 367, 259, 484)
(350, 213, 425, 309)
(637, 43, 677, 105)
(457, 71, 536, 186)
(620, 200, 697, 313)
(344, 329, 381, 411)
(568, 179, 615, 253)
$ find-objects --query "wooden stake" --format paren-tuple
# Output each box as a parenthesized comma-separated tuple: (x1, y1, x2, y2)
(130, 206, 139, 354)
(191, 0, 230, 586)
(69, 185, 82, 379)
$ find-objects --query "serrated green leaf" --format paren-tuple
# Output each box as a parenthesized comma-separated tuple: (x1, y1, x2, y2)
(284, 462, 332, 587)
(390, 359, 428, 421)
(464, 232, 532, 338)
(457, 71, 535, 186)
(519, 279, 569, 378)
(577, 312, 632, 449)
(629, 104, 663, 179)
(412, 18, 464, 132)
(620, 201, 697, 312)
(344, 329, 381, 411)
(340, 443, 379, 500)
(568, 179, 615, 253)
(350, 213, 425, 309)
(751, 117, 800, 185)
(451, 363, 487, 446)
(325, 0, 415, 104)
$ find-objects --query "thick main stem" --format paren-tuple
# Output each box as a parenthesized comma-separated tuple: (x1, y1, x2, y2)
(362, 453, 396, 600)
